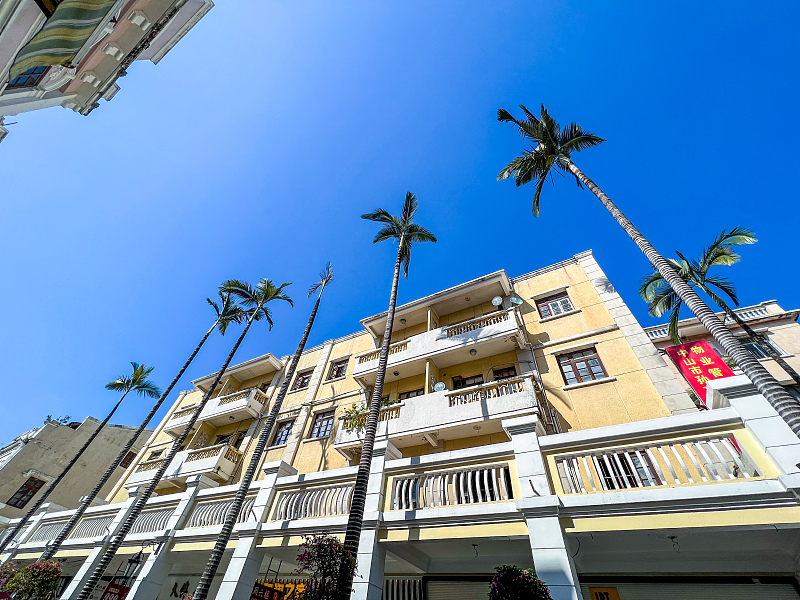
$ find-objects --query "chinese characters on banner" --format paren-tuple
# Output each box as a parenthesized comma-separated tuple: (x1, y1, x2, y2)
(99, 583, 130, 600)
(665, 340, 735, 404)
(250, 580, 306, 600)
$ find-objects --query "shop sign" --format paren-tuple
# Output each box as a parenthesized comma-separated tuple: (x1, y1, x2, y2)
(251, 580, 306, 600)
(588, 588, 621, 600)
(250, 582, 281, 600)
(665, 340, 735, 403)
(100, 583, 130, 600)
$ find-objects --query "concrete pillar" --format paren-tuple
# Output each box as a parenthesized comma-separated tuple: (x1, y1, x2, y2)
(124, 475, 218, 600)
(503, 415, 583, 600)
(214, 461, 296, 600)
(352, 440, 400, 600)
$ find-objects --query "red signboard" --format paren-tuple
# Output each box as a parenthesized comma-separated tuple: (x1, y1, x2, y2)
(99, 583, 130, 600)
(250, 582, 281, 600)
(665, 339, 735, 403)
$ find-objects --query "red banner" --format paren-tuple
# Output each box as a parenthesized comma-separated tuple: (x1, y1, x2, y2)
(665, 340, 735, 404)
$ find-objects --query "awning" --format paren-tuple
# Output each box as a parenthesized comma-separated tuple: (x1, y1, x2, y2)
(9, 0, 116, 80)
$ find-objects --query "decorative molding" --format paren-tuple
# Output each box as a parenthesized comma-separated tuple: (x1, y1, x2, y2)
(539, 308, 582, 324)
(128, 10, 151, 30)
(39, 66, 76, 91)
(103, 43, 124, 60)
(80, 71, 101, 87)
(562, 376, 617, 391)
(532, 325, 619, 350)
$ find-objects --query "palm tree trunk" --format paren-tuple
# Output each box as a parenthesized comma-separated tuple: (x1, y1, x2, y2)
(715, 301, 800, 387)
(565, 160, 800, 434)
(339, 241, 404, 599)
(38, 321, 219, 562)
(192, 290, 327, 600)
(0, 395, 128, 555)
(75, 311, 260, 600)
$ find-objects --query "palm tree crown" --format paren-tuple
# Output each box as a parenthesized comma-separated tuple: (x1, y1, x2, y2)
(105, 362, 161, 399)
(497, 104, 605, 216)
(362, 191, 438, 277)
(639, 227, 757, 344)
(220, 278, 293, 328)
(206, 291, 247, 336)
(308, 262, 334, 297)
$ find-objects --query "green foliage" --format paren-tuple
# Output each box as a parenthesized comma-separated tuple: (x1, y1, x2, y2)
(220, 279, 293, 329)
(361, 191, 437, 278)
(341, 398, 398, 432)
(45, 415, 71, 425)
(488, 565, 552, 600)
(105, 362, 162, 399)
(497, 104, 604, 216)
(638, 227, 758, 345)
(206, 291, 247, 336)
(295, 533, 357, 600)
(4, 559, 62, 600)
(0, 561, 18, 589)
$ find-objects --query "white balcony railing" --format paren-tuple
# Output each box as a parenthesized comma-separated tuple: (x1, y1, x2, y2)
(391, 462, 514, 510)
(271, 483, 354, 521)
(553, 433, 760, 495)
(126, 444, 242, 487)
(164, 388, 268, 434)
(353, 308, 525, 377)
(446, 376, 526, 407)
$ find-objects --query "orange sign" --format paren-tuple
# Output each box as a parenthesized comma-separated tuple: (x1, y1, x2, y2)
(665, 339, 735, 403)
(589, 588, 622, 600)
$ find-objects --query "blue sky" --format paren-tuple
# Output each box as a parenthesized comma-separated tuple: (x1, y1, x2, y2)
(1, 1, 798, 442)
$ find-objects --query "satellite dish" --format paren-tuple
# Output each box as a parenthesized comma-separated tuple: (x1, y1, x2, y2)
(509, 297, 523, 305)
(491, 296, 503, 306)
(434, 382, 446, 392)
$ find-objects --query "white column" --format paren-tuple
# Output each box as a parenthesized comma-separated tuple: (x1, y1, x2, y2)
(503, 415, 583, 600)
(352, 440, 400, 600)
(125, 475, 218, 600)
(214, 461, 297, 600)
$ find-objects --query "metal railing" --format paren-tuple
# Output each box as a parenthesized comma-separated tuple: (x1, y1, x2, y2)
(356, 340, 409, 364)
(554, 434, 760, 494)
(67, 514, 114, 540)
(391, 463, 514, 510)
(446, 376, 529, 407)
(130, 505, 176, 535)
(444, 309, 510, 338)
(27, 520, 69, 544)
(272, 483, 354, 520)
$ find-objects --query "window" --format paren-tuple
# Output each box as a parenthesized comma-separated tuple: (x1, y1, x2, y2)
(147, 450, 163, 461)
(739, 335, 785, 360)
(398, 388, 425, 400)
(326, 358, 349, 381)
(309, 411, 335, 439)
(493, 366, 517, 381)
(32, 0, 61, 18)
(292, 368, 314, 391)
(452, 374, 483, 390)
(216, 432, 245, 449)
(7, 477, 45, 509)
(271, 420, 294, 446)
(119, 451, 136, 469)
(557, 348, 607, 385)
(6, 66, 48, 90)
(536, 292, 574, 319)
(594, 452, 661, 490)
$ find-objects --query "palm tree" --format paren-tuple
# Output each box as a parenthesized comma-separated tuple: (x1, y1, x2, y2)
(0, 364, 161, 554)
(37, 292, 246, 561)
(639, 228, 800, 386)
(497, 104, 800, 434)
(191, 264, 334, 600)
(337, 192, 437, 598)
(75, 279, 291, 600)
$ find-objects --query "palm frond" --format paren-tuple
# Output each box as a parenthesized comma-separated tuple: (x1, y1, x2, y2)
(373, 224, 401, 243)
(696, 227, 757, 273)
(405, 223, 438, 243)
(558, 122, 605, 154)
(667, 302, 684, 345)
(401, 191, 418, 225)
(647, 284, 680, 318)
(206, 297, 220, 317)
(135, 381, 162, 399)
(308, 262, 334, 297)
(220, 279, 257, 306)
(702, 276, 740, 306)
(638, 270, 665, 302)
(105, 378, 129, 392)
(361, 208, 396, 225)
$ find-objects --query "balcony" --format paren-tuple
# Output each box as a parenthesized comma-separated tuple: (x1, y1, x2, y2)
(352, 308, 526, 384)
(125, 443, 242, 488)
(162, 387, 268, 436)
(335, 375, 538, 455)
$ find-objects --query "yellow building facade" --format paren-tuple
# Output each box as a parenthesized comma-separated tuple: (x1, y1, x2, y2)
(4, 250, 800, 600)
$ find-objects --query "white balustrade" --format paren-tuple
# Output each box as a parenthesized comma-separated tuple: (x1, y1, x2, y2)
(444, 310, 509, 338)
(186, 495, 256, 528)
(272, 483, 354, 520)
(391, 463, 514, 510)
(446, 376, 528, 407)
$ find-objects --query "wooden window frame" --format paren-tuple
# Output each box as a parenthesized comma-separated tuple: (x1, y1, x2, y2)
(493, 366, 517, 381)
(292, 368, 314, 391)
(326, 358, 349, 381)
(7, 476, 45, 509)
(452, 374, 484, 390)
(119, 451, 137, 469)
(271, 420, 294, 446)
(557, 347, 608, 386)
(309, 411, 335, 439)
(7, 66, 48, 89)
(536, 291, 575, 319)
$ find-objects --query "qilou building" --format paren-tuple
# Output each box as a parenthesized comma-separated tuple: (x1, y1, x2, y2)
(3, 251, 800, 600)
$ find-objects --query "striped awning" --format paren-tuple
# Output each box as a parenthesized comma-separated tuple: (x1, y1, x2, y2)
(9, 0, 117, 80)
